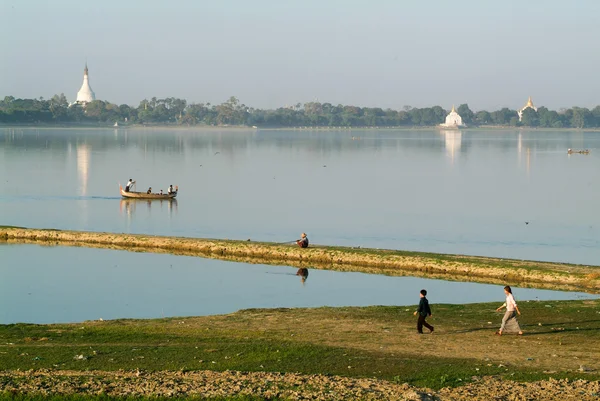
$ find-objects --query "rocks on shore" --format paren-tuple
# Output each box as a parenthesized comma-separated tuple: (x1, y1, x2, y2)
(1, 369, 600, 401)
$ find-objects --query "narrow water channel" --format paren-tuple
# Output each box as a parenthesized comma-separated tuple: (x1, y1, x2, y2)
(1, 244, 596, 324)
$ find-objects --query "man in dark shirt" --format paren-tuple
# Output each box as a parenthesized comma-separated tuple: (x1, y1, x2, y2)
(414, 289, 434, 334)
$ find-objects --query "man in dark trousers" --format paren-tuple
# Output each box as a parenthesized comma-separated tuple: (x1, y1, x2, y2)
(414, 289, 434, 334)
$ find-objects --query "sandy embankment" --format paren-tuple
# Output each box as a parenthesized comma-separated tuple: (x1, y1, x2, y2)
(1, 227, 598, 293)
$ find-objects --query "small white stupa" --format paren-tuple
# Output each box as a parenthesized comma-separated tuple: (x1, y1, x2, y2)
(518, 96, 537, 121)
(440, 105, 465, 128)
(76, 63, 96, 104)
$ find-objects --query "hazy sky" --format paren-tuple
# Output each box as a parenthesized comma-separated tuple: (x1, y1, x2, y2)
(1, 0, 599, 111)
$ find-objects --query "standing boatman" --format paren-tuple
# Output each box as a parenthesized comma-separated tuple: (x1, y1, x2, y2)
(125, 179, 134, 192)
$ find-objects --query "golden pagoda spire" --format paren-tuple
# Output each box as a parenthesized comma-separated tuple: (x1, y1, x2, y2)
(451, 105, 456, 113)
(526, 96, 534, 107)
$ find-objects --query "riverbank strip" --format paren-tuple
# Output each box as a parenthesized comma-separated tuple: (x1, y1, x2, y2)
(1, 226, 599, 293)
(1, 301, 599, 399)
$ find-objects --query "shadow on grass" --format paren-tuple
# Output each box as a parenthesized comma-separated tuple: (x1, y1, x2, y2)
(443, 319, 600, 335)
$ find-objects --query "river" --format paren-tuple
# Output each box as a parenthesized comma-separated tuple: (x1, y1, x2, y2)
(1, 127, 599, 264)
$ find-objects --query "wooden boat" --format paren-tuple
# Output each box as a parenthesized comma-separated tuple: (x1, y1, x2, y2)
(119, 185, 178, 199)
(567, 149, 590, 155)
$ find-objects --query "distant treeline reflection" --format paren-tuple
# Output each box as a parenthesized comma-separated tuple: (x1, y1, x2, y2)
(3, 129, 587, 160)
(2, 95, 600, 129)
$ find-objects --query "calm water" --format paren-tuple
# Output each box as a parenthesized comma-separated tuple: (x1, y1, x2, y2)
(1, 127, 600, 264)
(1, 244, 596, 324)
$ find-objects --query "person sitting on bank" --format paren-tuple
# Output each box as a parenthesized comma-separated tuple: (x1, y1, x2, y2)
(125, 179, 134, 192)
(168, 185, 174, 194)
(296, 233, 309, 248)
(147, 187, 152, 194)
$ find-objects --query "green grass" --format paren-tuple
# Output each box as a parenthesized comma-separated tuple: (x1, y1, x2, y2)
(1, 301, 600, 390)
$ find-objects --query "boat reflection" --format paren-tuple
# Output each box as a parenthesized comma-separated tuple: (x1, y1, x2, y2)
(120, 198, 178, 218)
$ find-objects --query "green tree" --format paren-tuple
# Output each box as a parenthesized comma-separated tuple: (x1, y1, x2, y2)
(49, 93, 69, 121)
(571, 107, 592, 128)
(491, 108, 517, 125)
(537, 107, 559, 127)
(591, 105, 600, 127)
(475, 110, 491, 124)
(520, 108, 539, 127)
(456, 104, 474, 124)
(431, 106, 446, 124)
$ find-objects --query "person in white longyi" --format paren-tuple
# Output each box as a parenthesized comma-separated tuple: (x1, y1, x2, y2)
(495, 285, 523, 336)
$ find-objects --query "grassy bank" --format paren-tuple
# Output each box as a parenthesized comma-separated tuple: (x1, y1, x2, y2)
(1, 227, 599, 293)
(0, 301, 599, 397)
(0, 396, 263, 401)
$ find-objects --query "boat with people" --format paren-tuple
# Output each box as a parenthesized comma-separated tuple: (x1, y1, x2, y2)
(567, 148, 590, 155)
(119, 181, 178, 199)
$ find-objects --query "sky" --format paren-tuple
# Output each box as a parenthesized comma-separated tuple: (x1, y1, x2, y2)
(1, 0, 599, 111)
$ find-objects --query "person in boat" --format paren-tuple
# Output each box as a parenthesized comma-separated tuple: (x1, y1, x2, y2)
(168, 185, 174, 194)
(296, 233, 309, 248)
(160, 190, 163, 195)
(125, 179, 134, 192)
(147, 187, 152, 194)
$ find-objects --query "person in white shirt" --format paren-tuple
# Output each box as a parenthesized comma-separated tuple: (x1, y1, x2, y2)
(168, 185, 174, 194)
(495, 285, 523, 336)
(125, 179, 134, 192)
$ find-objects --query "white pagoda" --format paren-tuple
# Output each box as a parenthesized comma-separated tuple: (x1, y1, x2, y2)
(440, 105, 465, 128)
(75, 63, 96, 104)
(518, 96, 537, 121)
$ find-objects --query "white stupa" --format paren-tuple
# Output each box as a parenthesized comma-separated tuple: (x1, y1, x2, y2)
(440, 105, 465, 128)
(518, 96, 537, 121)
(76, 63, 96, 104)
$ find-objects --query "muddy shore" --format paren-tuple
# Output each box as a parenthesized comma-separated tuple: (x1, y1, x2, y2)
(2, 370, 599, 401)
(1, 227, 599, 292)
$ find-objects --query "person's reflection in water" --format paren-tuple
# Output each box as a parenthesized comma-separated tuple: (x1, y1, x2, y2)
(120, 199, 178, 218)
(168, 198, 178, 215)
(119, 199, 135, 218)
(296, 267, 309, 284)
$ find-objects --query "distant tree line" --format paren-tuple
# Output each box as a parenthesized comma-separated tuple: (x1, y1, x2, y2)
(2, 94, 600, 129)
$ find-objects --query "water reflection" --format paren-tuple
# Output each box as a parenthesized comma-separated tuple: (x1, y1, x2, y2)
(441, 130, 462, 165)
(517, 132, 532, 176)
(2, 127, 597, 158)
(1, 245, 596, 324)
(76, 143, 90, 196)
(3, 128, 600, 266)
(120, 198, 178, 218)
(296, 267, 309, 284)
